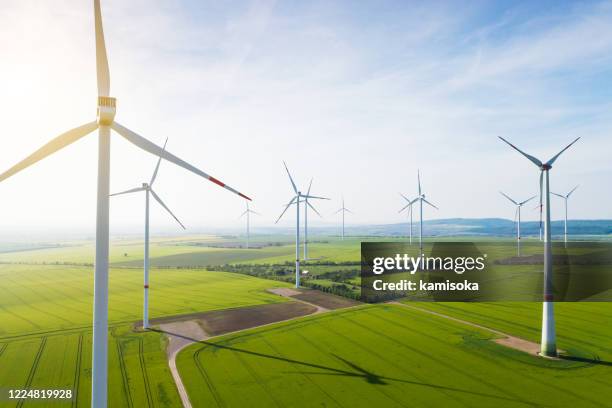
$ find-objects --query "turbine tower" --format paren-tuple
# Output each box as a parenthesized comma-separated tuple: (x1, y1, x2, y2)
(0, 1, 251, 406)
(276, 162, 328, 288)
(499, 191, 536, 256)
(398, 193, 415, 244)
(303, 179, 323, 259)
(110, 138, 185, 330)
(334, 197, 352, 240)
(414, 170, 438, 257)
(552, 186, 578, 245)
(239, 202, 260, 249)
(499, 136, 579, 357)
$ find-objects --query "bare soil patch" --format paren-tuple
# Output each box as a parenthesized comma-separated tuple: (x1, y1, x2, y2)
(195, 302, 316, 336)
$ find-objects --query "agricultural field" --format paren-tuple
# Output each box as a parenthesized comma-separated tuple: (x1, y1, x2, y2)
(0, 325, 180, 407)
(178, 303, 612, 408)
(0, 236, 296, 407)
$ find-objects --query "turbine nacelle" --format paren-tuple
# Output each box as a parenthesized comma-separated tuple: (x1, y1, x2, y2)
(97, 96, 116, 125)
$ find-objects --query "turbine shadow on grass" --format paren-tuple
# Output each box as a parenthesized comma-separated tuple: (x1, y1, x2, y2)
(153, 328, 549, 406)
(559, 355, 612, 366)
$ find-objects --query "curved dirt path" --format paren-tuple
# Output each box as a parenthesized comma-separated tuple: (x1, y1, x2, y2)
(391, 302, 542, 355)
(161, 290, 338, 407)
(160, 321, 209, 408)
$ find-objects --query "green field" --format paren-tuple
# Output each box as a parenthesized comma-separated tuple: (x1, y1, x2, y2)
(0, 237, 294, 407)
(1, 234, 611, 407)
(178, 303, 612, 407)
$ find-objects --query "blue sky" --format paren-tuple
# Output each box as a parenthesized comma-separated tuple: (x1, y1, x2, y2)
(0, 0, 610, 233)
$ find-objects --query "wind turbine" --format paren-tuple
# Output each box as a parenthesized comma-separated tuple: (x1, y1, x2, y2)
(499, 136, 580, 357)
(239, 202, 260, 249)
(414, 170, 438, 257)
(110, 138, 185, 330)
(275, 162, 328, 288)
(334, 196, 352, 240)
(398, 194, 415, 244)
(552, 186, 578, 245)
(499, 191, 536, 256)
(303, 179, 323, 260)
(0, 1, 251, 406)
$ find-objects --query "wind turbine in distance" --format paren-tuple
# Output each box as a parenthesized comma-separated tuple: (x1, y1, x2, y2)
(552, 186, 578, 245)
(398, 193, 416, 244)
(499, 191, 536, 256)
(239, 202, 260, 249)
(0, 1, 251, 406)
(276, 162, 328, 287)
(334, 196, 353, 240)
(414, 170, 438, 257)
(303, 178, 324, 259)
(110, 138, 185, 330)
(499, 136, 580, 357)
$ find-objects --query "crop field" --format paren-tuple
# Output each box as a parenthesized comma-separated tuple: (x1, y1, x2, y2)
(178, 303, 612, 408)
(0, 325, 180, 407)
(0, 237, 294, 407)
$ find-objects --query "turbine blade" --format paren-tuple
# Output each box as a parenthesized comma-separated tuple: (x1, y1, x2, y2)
(302, 194, 329, 200)
(498, 136, 542, 167)
(514, 206, 519, 223)
(545, 137, 580, 167)
(150, 138, 168, 186)
(275, 196, 297, 224)
(345, 208, 353, 214)
(422, 198, 438, 210)
(567, 185, 579, 197)
(110, 186, 145, 196)
(520, 195, 536, 205)
(409, 197, 419, 205)
(306, 178, 313, 196)
(94, 0, 110, 96)
(398, 203, 411, 213)
(417, 170, 422, 196)
(550, 192, 565, 198)
(283, 161, 298, 194)
(538, 170, 543, 233)
(399, 193, 412, 203)
(250, 210, 262, 216)
(112, 122, 251, 200)
(499, 191, 518, 205)
(238, 210, 248, 219)
(150, 189, 185, 229)
(0, 122, 98, 183)
(307, 201, 322, 218)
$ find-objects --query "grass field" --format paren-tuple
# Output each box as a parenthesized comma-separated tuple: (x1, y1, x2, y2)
(0, 238, 294, 407)
(178, 303, 612, 408)
(0, 325, 181, 407)
(1, 234, 611, 407)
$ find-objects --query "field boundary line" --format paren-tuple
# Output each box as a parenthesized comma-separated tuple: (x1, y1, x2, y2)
(138, 337, 154, 408)
(71, 333, 83, 408)
(390, 302, 541, 355)
(16, 336, 47, 408)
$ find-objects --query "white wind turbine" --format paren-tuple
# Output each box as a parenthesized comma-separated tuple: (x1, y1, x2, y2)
(499, 191, 536, 256)
(239, 202, 261, 249)
(414, 170, 438, 257)
(398, 194, 415, 244)
(334, 196, 352, 240)
(303, 179, 324, 260)
(499, 136, 580, 357)
(276, 162, 328, 287)
(552, 186, 579, 245)
(0, 1, 251, 406)
(110, 138, 185, 330)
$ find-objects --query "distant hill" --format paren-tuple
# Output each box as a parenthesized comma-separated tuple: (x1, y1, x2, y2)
(310, 218, 612, 238)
